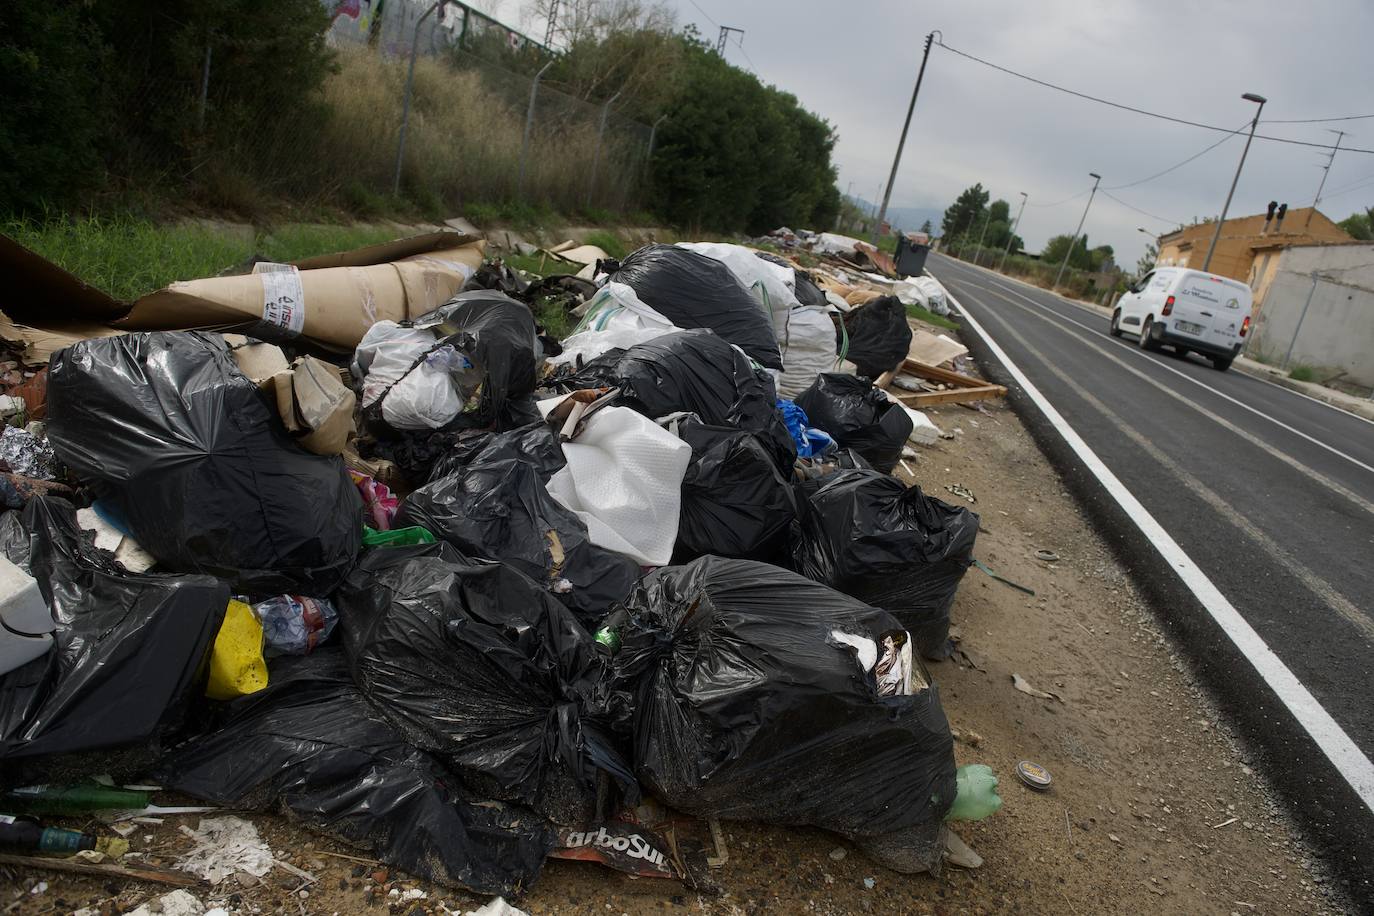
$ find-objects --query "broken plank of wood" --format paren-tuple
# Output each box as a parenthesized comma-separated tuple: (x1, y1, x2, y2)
(895, 386, 1006, 407)
(0, 853, 200, 887)
(900, 357, 1005, 391)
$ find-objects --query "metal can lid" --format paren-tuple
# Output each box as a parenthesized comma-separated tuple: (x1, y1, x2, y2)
(1016, 760, 1053, 790)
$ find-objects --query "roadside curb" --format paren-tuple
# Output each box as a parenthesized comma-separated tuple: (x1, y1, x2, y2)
(1230, 359, 1374, 422)
(934, 253, 1374, 424)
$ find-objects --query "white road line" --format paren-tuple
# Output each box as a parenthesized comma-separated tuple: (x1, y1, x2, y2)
(936, 253, 1374, 430)
(945, 277, 1374, 518)
(952, 268, 1374, 476)
(945, 282, 1374, 815)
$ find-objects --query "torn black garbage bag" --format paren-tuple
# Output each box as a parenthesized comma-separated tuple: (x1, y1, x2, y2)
(0, 497, 227, 781)
(667, 415, 796, 563)
(794, 373, 912, 473)
(605, 245, 782, 369)
(46, 332, 361, 595)
(355, 291, 540, 438)
(843, 295, 913, 379)
(337, 542, 635, 825)
(159, 650, 554, 895)
(395, 428, 639, 627)
(612, 556, 955, 864)
(557, 329, 795, 473)
(791, 469, 979, 659)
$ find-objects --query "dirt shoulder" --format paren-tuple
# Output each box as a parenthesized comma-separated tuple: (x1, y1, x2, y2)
(3, 350, 1347, 916)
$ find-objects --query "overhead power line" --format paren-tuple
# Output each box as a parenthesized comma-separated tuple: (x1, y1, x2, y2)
(1027, 188, 1088, 208)
(1103, 121, 1249, 190)
(1099, 189, 1181, 226)
(933, 40, 1374, 155)
(685, 0, 718, 27)
(1264, 113, 1374, 124)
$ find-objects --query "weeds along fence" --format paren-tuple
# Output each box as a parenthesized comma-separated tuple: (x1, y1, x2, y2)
(114, 18, 653, 217)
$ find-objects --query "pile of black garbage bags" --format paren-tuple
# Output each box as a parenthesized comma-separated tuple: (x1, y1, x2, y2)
(0, 244, 980, 896)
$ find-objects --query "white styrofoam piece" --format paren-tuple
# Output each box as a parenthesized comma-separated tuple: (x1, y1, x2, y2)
(903, 406, 943, 446)
(546, 406, 691, 567)
(0, 554, 50, 634)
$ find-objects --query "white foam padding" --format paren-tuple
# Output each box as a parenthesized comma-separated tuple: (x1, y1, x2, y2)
(547, 406, 692, 567)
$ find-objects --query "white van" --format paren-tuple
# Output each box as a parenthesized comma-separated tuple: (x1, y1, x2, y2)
(1111, 268, 1253, 370)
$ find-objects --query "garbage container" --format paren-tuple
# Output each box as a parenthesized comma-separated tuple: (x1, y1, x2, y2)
(895, 235, 930, 278)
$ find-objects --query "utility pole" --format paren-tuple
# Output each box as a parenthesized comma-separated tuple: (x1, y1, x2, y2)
(543, 0, 560, 48)
(716, 26, 744, 55)
(1054, 172, 1102, 289)
(873, 30, 936, 247)
(999, 191, 1028, 272)
(837, 180, 854, 231)
(1203, 92, 1266, 272)
(1306, 128, 1345, 228)
(971, 207, 993, 264)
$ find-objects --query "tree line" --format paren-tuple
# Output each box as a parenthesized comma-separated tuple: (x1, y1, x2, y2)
(941, 183, 1116, 271)
(0, 1, 838, 234)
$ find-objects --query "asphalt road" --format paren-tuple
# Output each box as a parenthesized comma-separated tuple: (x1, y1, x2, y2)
(927, 252, 1374, 897)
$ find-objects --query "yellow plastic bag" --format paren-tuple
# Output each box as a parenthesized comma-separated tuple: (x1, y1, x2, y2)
(206, 599, 269, 700)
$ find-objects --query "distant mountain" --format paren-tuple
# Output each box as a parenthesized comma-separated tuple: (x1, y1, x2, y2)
(846, 198, 945, 235)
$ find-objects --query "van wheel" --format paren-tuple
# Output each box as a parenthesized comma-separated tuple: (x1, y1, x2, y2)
(1110, 309, 1123, 337)
(1211, 355, 1233, 371)
(1138, 316, 1161, 351)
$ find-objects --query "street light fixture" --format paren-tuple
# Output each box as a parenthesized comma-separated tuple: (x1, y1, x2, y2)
(1053, 173, 1102, 289)
(1202, 92, 1267, 272)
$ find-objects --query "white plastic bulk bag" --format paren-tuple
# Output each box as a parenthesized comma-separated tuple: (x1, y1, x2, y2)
(547, 406, 692, 567)
(774, 306, 839, 399)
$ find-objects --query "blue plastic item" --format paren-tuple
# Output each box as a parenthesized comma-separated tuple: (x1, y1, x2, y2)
(777, 399, 836, 459)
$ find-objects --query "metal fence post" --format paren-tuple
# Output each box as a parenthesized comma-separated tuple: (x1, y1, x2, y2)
(197, 41, 212, 132)
(518, 60, 554, 198)
(393, 1, 447, 197)
(587, 91, 621, 209)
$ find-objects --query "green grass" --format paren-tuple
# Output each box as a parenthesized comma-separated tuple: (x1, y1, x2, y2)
(581, 230, 628, 260)
(4, 215, 254, 301)
(876, 234, 897, 254)
(1288, 364, 1316, 382)
(4, 215, 419, 301)
(904, 302, 961, 331)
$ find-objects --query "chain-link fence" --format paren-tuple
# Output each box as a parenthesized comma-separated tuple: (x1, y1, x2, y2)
(118, 0, 655, 217)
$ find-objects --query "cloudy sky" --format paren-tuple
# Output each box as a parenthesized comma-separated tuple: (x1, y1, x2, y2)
(488, 0, 1374, 264)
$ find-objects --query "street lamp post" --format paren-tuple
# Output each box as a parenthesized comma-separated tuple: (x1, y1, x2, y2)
(1202, 93, 1267, 272)
(1054, 172, 1102, 289)
(998, 191, 1028, 272)
(972, 207, 993, 265)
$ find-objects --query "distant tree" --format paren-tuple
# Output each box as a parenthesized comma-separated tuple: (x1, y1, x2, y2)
(1338, 206, 1373, 240)
(1042, 233, 1094, 271)
(919, 219, 933, 234)
(1136, 241, 1158, 279)
(1088, 244, 1115, 272)
(941, 184, 989, 242)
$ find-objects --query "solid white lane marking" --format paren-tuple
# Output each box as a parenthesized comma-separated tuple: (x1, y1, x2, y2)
(943, 279, 1374, 815)
(940, 279, 1374, 518)
(955, 267, 1374, 476)
(969, 294, 1374, 644)
(934, 253, 1374, 430)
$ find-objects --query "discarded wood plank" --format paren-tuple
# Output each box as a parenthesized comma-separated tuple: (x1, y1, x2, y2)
(874, 368, 897, 390)
(901, 357, 1007, 392)
(0, 853, 199, 887)
(894, 386, 1005, 407)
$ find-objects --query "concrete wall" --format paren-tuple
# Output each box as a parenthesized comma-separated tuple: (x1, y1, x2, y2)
(1247, 243, 1374, 389)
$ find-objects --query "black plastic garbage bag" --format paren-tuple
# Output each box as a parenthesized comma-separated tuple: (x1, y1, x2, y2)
(159, 650, 554, 895)
(558, 330, 795, 473)
(795, 373, 912, 473)
(396, 430, 639, 627)
(612, 556, 956, 864)
(791, 469, 979, 659)
(358, 291, 540, 438)
(337, 542, 635, 825)
(46, 332, 361, 596)
(605, 245, 782, 369)
(669, 416, 796, 563)
(843, 296, 912, 378)
(0, 497, 228, 781)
